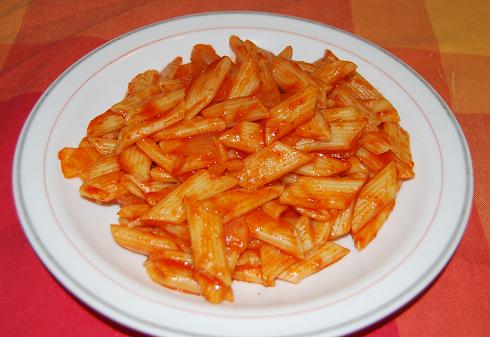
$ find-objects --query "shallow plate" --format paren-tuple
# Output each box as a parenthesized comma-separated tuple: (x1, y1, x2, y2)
(13, 12, 472, 337)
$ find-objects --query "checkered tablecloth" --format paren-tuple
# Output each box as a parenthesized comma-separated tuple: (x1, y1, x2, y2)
(1, 1, 488, 336)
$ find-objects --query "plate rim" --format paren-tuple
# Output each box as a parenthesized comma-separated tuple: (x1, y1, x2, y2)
(12, 11, 474, 337)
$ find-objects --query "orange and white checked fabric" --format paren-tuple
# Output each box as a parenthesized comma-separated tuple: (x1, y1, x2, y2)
(1, 1, 488, 336)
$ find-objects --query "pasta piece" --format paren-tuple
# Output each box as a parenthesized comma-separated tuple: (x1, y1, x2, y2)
(279, 176, 365, 210)
(260, 244, 296, 286)
(244, 210, 304, 259)
(265, 86, 318, 144)
(116, 99, 185, 151)
(111, 224, 177, 254)
(87, 137, 118, 155)
(381, 122, 414, 178)
(126, 70, 159, 97)
(201, 97, 269, 127)
(293, 154, 350, 177)
(261, 200, 288, 219)
(152, 117, 226, 141)
(136, 138, 177, 173)
(295, 112, 331, 141)
(294, 207, 333, 222)
(159, 56, 182, 81)
(80, 155, 120, 181)
(87, 110, 125, 136)
(311, 219, 335, 244)
(185, 198, 231, 287)
(206, 185, 283, 223)
(239, 141, 312, 189)
(233, 249, 264, 285)
(271, 56, 318, 93)
(278, 241, 350, 283)
(329, 200, 355, 240)
(294, 120, 367, 152)
(142, 170, 237, 224)
(359, 131, 391, 155)
(223, 217, 249, 272)
(79, 171, 127, 203)
(311, 60, 357, 84)
(218, 121, 264, 153)
(185, 56, 232, 119)
(118, 204, 150, 221)
(352, 200, 395, 250)
(118, 145, 152, 182)
(351, 161, 398, 233)
(321, 106, 365, 122)
(289, 215, 315, 253)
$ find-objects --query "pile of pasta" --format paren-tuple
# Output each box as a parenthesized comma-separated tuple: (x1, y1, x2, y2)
(59, 36, 414, 304)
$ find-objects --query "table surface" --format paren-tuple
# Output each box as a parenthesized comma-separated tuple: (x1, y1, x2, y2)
(1, 1, 489, 336)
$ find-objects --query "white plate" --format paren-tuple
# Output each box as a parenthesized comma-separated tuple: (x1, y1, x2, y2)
(13, 12, 472, 337)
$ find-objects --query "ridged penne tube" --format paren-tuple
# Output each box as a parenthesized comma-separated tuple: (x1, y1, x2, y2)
(142, 170, 237, 224)
(201, 97, 269, 127)
(219, 121, 264, 153)
(271, 56, 318, 93)
(332, 87, 379, 124)
(111, 85, 160, 116)
(278, 241, 349, 283)
(118, 145, 152, 182)
(126, 70, 159, 97)
(382, 123, 414, 170)
(294, 155, 350, 177)
(58, 143, 100, 179)
(352, 200, 395, 250)
(321, 106, 365, 122)
(185, 56, 232, 119)
(312, 60, 357, 84)
(224, 217, 249, 272)
(265, 86, 318, 144)
(294, 120, 367, 152)
(87, 137, 118, 155)
(239, 141, 312, 189)
(206, 185, 283, 223)
(80, 155, 120, 181)
(136, 138, 177, 173)
(329, 200, 355, 240)
(356, 147, 386, 173)
(364, 99, 400, 123)
(256, 61, 282, 108)
(232, 250, 264, 285)
(220, 53, 260, 100)
(294, 207, 332, 222)
(261, 200, 288, 219)
(289, 215, 314, 253)
(118, 204, 150, 220)
(117, 99, 185, 151)
(87, 110, 125, 136)
(193, 270, 230, 304)
(342, 72, 383, 100)
(244, 210, 304, 259)
(359, 131, 391, 155)
(160, 56, 182, 80)
(295, 112, 331, 141)
(111, 224, 177, 254)
(311, 219, 335, 244)
(152, 117, 226, 141)
(185, 198, 231, 287)
(260, 244, 297, 286)
(79, 171, 127, 203)
(279, 176, 365, 210)
(145, 258, 201, 295)
(150, 167, 179, 183)
(160, 223, 191, 243)
(351, 161, 398, 233)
